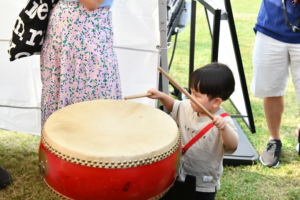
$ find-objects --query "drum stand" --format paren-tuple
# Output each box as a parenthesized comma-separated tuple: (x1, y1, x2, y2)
(161, 175, 196, 200)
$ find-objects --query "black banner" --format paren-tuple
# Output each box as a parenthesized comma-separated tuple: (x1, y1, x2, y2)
(8, 0, 59, 61)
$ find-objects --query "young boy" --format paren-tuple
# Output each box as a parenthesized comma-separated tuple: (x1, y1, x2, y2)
(147, 63, 238, 200)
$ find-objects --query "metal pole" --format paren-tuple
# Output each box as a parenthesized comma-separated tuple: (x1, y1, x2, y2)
(211, 9, 221, 62)
(158, 0, 169, 97)
(189, 0, 197, 80)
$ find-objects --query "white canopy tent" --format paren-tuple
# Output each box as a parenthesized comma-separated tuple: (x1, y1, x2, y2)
(0, 0, 170, 136)
(0, 0, 256, 139)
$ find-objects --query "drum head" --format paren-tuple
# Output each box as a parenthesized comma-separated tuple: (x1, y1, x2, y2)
(42, 100, 179, 166)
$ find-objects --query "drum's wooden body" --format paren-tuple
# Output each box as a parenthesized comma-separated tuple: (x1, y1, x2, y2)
(38, 100, 180, 200)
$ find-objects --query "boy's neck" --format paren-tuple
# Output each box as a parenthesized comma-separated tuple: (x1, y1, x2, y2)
(197, 106, 220, 117)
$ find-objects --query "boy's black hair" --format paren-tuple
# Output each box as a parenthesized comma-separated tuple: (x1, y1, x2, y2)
(189, 62, 235, 101)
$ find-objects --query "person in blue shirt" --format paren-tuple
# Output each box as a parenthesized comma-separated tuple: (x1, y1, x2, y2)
(251, 0, 300, 168)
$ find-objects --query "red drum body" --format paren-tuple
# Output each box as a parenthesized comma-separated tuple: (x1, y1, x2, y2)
(38, 143, 180, 199)
(38, 100, 181, 200)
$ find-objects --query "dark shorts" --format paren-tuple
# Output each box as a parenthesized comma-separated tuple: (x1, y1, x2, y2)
(194, 191, 217, 200)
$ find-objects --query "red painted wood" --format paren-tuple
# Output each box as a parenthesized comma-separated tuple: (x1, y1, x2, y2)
(39, 142, 179, 200)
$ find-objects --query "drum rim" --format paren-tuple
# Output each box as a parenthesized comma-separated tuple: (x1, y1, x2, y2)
(41, 100, 181, 169)
(41, 133, 181, 169)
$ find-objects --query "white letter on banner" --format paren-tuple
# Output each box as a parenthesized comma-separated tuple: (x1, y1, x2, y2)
(26, 29, 43, 46)
(14, 17, 25, 41)
(8, 42, 16, 59)
(37, 3, 48, 20)
(15, 52, 31, 59)
(25, 1, 39, 19)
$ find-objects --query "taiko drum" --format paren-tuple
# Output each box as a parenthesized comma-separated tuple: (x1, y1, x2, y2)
(38, 100, 181, 200)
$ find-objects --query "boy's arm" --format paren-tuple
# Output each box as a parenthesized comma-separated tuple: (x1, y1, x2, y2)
(220, 125, 238, 151)
(212, 116, 238, 151)
(147, 88, 175, 112)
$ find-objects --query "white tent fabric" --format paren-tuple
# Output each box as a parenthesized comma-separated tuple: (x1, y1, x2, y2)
(0, 0, 160, 135)
(111, 0, 160, 106)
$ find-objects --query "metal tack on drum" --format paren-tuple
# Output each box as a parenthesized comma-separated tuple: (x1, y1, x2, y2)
(38, 100, 180, 200)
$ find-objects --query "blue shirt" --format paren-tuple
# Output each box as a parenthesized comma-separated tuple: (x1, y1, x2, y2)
(254, 0, 300, 43)
(62, 0, 114, 8)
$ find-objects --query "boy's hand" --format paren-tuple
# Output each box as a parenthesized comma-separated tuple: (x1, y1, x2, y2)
(147, 88, 175, 112)
(211, 115, 226, 130)
(147, 88, 162, 99)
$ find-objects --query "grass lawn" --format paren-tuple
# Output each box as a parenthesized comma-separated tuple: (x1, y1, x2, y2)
(1, 0, 300, 199)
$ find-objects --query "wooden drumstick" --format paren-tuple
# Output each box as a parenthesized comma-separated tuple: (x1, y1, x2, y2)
(157, 67, 214, 120)
(124, 93, 153, 100)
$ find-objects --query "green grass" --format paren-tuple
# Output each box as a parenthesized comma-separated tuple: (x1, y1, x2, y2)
(0, 131, 56, 199)
(1, 0, 300, 199)
(167, 0, 300, 199)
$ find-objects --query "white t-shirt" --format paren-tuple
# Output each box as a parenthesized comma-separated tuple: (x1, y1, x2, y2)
(172, 100, 238, 192)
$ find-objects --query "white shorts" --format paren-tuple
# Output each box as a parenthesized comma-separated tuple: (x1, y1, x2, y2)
(251, 31, 300, 102)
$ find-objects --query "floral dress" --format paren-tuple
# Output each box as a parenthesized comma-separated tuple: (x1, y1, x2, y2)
(40, 1, 122, 127)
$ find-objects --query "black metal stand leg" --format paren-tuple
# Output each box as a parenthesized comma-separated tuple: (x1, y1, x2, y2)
(211, 9, 221, 62)
(298, 129, 300, 156)
(189, 0, 197, 79)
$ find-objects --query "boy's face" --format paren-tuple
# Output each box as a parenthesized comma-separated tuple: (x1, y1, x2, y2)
(190, 88, 220, 116)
